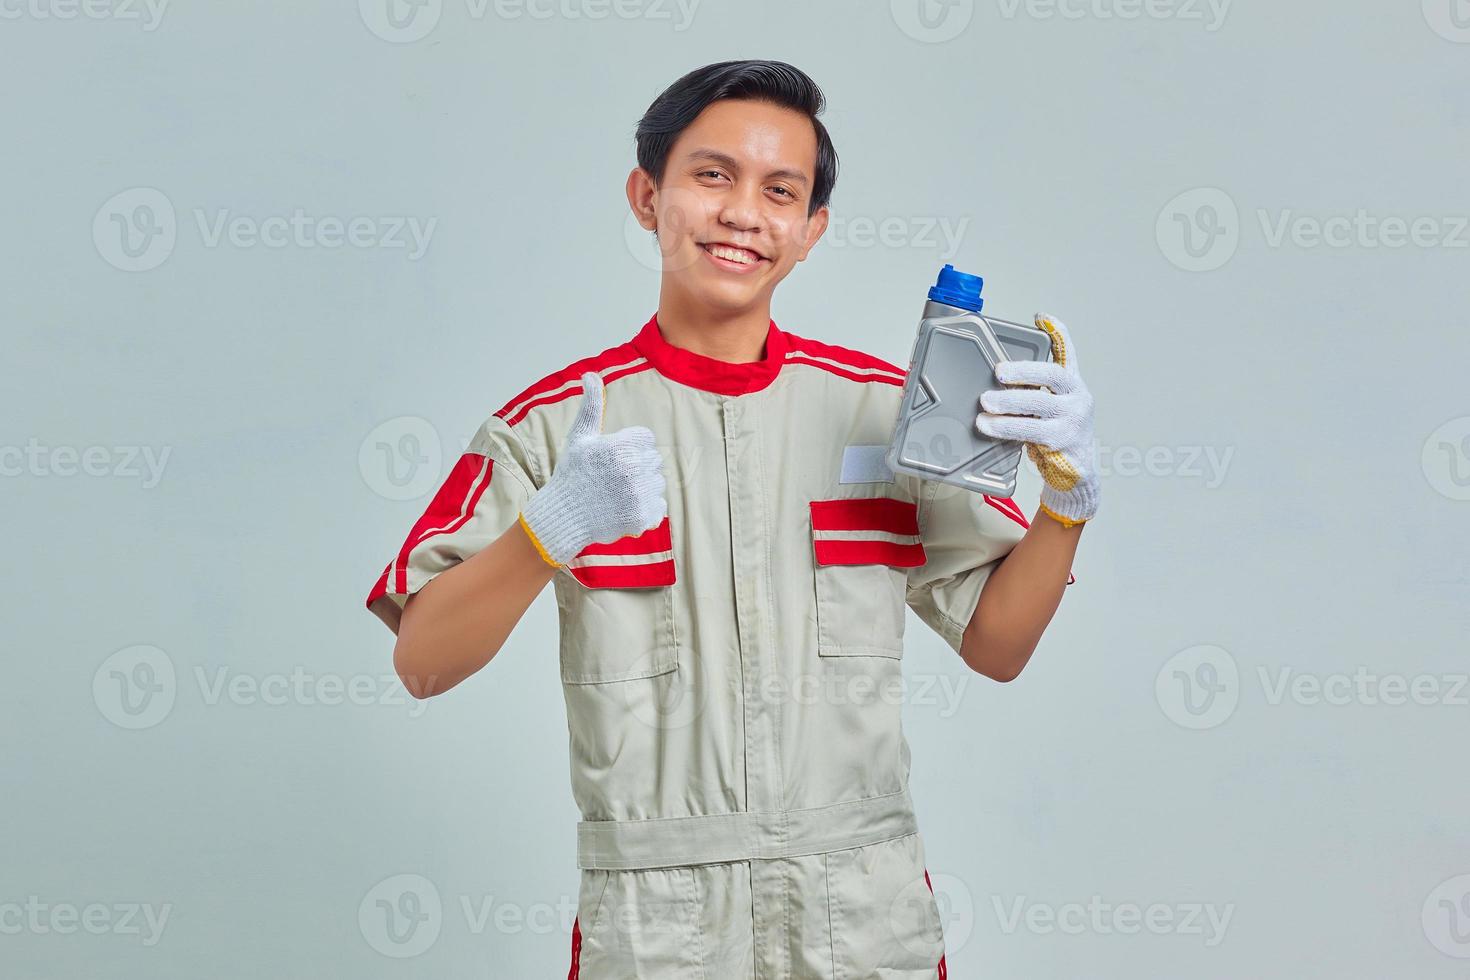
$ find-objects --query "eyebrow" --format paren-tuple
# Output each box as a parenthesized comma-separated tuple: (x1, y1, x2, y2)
(683, 148, 810, 187)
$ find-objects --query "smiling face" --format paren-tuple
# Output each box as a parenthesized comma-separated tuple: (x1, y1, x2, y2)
(627, 98, 830, 318)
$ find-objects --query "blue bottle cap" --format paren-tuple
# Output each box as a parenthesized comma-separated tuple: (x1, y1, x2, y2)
(927, 264, 983, 312)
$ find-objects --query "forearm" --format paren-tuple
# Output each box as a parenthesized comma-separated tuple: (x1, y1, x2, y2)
(958, 509, 1082, 681)
(392, 518, 556, 698)
(385, 369, 666, 698)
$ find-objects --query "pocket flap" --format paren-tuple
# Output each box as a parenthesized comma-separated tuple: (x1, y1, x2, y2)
(567, 517, 676, 588)
(809, 498, 927, 568)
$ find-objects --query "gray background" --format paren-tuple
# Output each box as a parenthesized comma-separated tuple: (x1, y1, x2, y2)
(3, 1, 1468, 977)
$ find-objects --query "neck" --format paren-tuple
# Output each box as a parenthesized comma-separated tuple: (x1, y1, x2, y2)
(654, 287, 771, 362)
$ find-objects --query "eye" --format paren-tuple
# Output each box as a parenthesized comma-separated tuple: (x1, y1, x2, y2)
(696, 169, 728, 181)
(768, 185, 794, 199)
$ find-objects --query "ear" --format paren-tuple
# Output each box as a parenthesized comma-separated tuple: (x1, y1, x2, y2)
(795, 204, 830, 262)
(626, 168, 659, 233)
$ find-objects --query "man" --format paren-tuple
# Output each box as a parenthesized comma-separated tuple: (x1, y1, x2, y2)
(365, 60, 1098, 979)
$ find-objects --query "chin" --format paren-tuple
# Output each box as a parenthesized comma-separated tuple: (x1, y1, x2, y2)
(664, 264, 760, 310)
(696, 280, 767, 314)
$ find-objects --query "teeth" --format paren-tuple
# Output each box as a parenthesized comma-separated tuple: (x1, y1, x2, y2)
(706, 244, 758, 265)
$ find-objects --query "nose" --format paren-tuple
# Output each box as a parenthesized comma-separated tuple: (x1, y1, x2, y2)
(717, 179, 764, 235)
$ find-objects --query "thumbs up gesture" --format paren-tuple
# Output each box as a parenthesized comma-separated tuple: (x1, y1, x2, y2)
(518, 372, 669, 568)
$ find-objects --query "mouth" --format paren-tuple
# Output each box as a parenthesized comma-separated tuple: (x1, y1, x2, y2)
(699, 241, 769, 272)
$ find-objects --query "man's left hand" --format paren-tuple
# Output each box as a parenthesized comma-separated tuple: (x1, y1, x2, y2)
(974, 313, 1100, 527)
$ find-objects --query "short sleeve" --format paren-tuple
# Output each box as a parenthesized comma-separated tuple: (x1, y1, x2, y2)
(364, 413, 540, 635)
(904, 480, 1036, 655)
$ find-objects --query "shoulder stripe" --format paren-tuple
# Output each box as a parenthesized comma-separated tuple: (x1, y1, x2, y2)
(500, 359, 652, 427)
(981, 495, 1076, 583)
(784, 355, 904, 387)
(782, 332, 907, 379)
(982, 494, 1028, 528)
(495, 345, 649, 427)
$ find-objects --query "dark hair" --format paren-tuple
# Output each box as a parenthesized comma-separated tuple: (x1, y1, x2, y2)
(635, 60, 838, 216)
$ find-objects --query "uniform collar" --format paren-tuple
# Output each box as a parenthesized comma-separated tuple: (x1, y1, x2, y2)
(631, 312, 788, 396)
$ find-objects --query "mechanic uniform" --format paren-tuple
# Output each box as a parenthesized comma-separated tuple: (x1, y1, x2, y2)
(365, 313, 1050, 979)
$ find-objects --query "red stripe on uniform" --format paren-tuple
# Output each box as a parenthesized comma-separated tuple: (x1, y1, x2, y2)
(394, 453, 493, 594)
(501, 361, 654, 428)
(813, 539, 927, 568)
(574, 516, 670, 556)
(784, 333, 907, 378)
(366, 563, 391, 607)
(784, 356, 904, 387)
(982, 495, 1077, 585)
(364, 453, 492, 607)
(567, 915, 582, 979)
(569, 559, 676, 588)
(810, 497, 920, 535)
(982, 494, 1029, 528)
(493, 343, 647, 427)
(925, 869, 948, 980)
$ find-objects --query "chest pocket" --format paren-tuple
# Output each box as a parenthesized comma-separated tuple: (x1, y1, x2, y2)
(809, 497, 927, 659)
(556, 517, 679, 684)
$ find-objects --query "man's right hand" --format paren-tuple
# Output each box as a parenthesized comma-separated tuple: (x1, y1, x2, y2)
(518, 371, 668, 568)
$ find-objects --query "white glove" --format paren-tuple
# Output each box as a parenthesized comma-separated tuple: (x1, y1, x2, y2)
(974, 313, 1099, 527)
(518, 371, 668, 567)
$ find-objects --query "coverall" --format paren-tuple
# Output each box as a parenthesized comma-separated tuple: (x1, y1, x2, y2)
(366, 314, 1043, 978)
